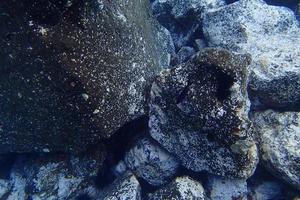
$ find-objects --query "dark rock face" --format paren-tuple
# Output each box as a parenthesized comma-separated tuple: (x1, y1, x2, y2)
(149, 48, 258, 178)
(147, 176, 206, 200)
(203, 0, 300, 110)
(0, 0, 168, 153)
(252, 110, 300, 190)
(4, 145, 106, 199)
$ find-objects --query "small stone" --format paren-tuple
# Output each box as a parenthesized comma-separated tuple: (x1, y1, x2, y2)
(147, 176, 206, 200)
(100, 172, 141, 200)
(124, 137, 179, 186)
(82, 93, 89, 101)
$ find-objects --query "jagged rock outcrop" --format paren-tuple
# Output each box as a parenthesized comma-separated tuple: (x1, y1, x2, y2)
(205, 175, 248, 200)
(100, 172, 141, 200)
(203, 0, 300, 110)
(149, 48, 258, 178)
(252, 110, 300, 190)
(4, 145, 106, 199)
(0, 0, 168, 153)
(124, 136, 179, 186)
(147, 176, 206, 200)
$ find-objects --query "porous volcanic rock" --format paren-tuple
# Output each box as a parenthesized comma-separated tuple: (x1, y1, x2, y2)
(0, 0, 168, 153)
(149, 48, 258, 178)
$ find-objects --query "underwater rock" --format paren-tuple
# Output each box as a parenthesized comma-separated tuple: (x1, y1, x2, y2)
(205, 175, 248, 200)
(100, 172, 141, 200)
(0, 0, 168, 153)
(252, 110, 300, 190)
(124, 136, 179, 186)
(0, 179, 11, 199)
(176, 46, 196, 64)
(147, 176, 206, 200)
(151, 0, 225, 51)
(149, 48, 258, 178)
(5, 145, 106, 199)
(203, 0, 300, 110)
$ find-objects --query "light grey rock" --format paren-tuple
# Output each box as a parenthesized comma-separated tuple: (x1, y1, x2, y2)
(124, 137, 179, 186)
(149, 48, 258, 178)
(6, 145, 106, 200)
(194, 39, 207, 51)
(252, 110, 300, 190)
(100, 172, 141, 200)
(0, 179, 11, 199)
(176, 46, 196, 63)
(0, 0, 168, 153)
(203, 0, 300, 109)
(147, 176, 206, 200)
(206, 175, 248, 200)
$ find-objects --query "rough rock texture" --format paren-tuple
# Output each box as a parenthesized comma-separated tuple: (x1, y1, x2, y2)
(252, 110, 300, 190)
(0, 0, 168, 153)
(205, 175, 247, 200)
(149, 48, 258, 178)
(4, 145, 106, 200)
(0, 179, 11, 199)
(124, 137, 179, 186)
(100, 172, 141, 200)
(203, 0, 300, 109)
(151, 0, 224, 52)
(147, 176, 206, 200)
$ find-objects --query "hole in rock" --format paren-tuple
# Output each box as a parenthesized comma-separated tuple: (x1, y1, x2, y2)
(176, 81, 191, 104)
(206, 132, 218, 142)
(215, 69, 235, 102)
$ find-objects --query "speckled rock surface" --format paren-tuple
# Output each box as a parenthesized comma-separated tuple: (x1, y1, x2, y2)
(100, 172, 141, 200)
(149, 48, 258, 178)
(252, 110, 300, 190)
(203, 0, 300, 109)
(147, 176, 206, 200)
(205, 175, 247, 200)
(124, 137, 179, 186)
(4, 145, 106, 200)
(0, 0, 168, 153)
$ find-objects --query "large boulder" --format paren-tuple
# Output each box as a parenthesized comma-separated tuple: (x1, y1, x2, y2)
(124, 136, 179, 186)
(5, 145, 106, 200)
(0, 0, 168, 153)
(203, 0, 300, 110)
(149, 48, 258, 178)
(252, 110, 300, 190)
(147, 176, 206, 200)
